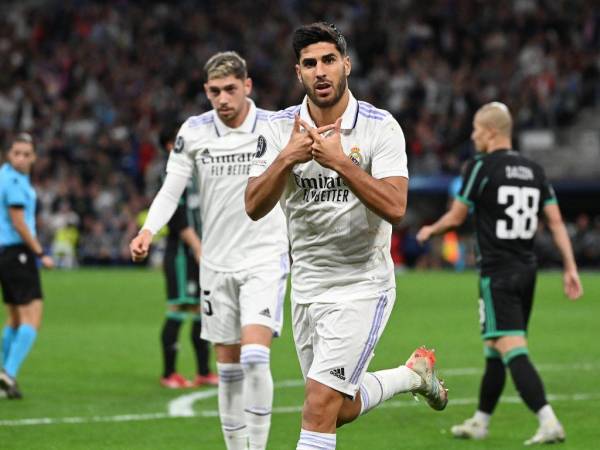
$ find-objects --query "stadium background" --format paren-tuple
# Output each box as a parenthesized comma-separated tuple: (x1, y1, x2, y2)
(0, 1, 598, 449)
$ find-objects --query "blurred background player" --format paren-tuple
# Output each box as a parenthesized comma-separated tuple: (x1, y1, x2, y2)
(0, 133, 54, 399)
(131, 52, 289, 450)
(246, 23, 447, 450)
(417, 102, 583, 445)
(155, 125, 216, 389)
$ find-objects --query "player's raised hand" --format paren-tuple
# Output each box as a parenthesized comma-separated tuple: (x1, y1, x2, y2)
(416, 225, 433, 244)
(130, 229, 153, 262)
(281, 115, 315, 164)
(308, 118, 345, 170)
(563, 269, 583, 300)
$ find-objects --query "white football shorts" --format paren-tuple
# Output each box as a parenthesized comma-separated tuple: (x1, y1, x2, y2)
(292, 288, 396, 398)
(200, 253, 289, 344)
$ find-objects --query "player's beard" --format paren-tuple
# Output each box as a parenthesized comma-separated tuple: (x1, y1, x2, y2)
(304, 75, 347, 109)
(216, 107, 239, 125)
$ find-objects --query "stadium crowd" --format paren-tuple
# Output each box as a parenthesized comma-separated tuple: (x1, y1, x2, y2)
(0, 0, 598, 266)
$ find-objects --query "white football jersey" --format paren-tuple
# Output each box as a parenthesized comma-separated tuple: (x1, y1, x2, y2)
(249, 92, 408, 303)
(167, 100, 288, 272)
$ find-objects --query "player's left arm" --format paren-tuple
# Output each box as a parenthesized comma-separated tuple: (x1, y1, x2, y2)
(416, 200, 470, 244)
(544, 203, 583, 300)
(333, 162, 408, 225)
(6, 179, 54, 268)
(179, 227, 202, 263)
(169, 195, 202, 262)
(8, 207, 54, 268)
(308, 117, 407, 224)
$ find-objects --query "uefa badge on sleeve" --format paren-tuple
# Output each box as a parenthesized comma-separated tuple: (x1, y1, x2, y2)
(255, 135, 267, 158)
(174, 135, 185, 153)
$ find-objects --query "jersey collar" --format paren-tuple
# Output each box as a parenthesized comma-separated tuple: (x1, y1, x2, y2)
(212, 99, 258, 137)
(1, 162, 28, 179)
(299, 90, 359, 131)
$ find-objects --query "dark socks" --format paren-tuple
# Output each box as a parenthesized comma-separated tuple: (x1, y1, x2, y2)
(478, 356, 506, 414)
(161, 317, 183, 378)
(191, 319, 210, 376)
(506, 350, 547, 413)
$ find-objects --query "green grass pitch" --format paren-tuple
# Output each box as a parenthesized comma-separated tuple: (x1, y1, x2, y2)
(0, 269, 598, 449)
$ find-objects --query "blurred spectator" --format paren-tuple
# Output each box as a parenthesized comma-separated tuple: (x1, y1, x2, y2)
(572, 213, 600, 268)
(0, 0, 597, 265)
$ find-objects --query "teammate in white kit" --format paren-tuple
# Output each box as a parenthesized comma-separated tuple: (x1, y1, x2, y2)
(130, 52, 289, 450)
(245, 23, 448, 449)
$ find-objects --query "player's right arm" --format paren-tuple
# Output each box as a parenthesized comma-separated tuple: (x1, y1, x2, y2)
(544, 203, 583, 300)
(131, 122, 195, 262)
(245, 115, 333, 220)
(416, 199, 470, 244)
(418, 158, 482, 243)
(417, 157, 484, 243)
(130, 172, 188, 262)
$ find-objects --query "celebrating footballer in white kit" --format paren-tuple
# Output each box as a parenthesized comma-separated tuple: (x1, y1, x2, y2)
(245, 23, 448, 450)
(130, 52, 288, 450)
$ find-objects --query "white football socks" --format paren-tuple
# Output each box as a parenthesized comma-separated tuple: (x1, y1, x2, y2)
(241, 344, 273, 450)
(537, 404, 559, 424)
(217, 362, 248, 450)
(359, 366, 422, 415)
(473, 410, 491, 426)
(296, 429, 336, 449)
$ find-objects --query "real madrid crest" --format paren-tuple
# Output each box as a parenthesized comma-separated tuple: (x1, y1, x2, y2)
(349, 147, 362, 166)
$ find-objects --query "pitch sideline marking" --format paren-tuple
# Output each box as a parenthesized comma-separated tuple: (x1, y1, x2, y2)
(2, 392, 599, 427)
(1, 362, 598, 427)
(168, 362, 600, 416)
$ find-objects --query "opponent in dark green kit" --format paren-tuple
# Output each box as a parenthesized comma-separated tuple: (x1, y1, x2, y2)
(418, 102, 583, 445)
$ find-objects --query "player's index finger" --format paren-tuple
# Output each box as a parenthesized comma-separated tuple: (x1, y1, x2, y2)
(293, 114, 301, 133)
(334, 117, 342, 133)
(300, 119, 320, 141)
(315, 123, 336, 134)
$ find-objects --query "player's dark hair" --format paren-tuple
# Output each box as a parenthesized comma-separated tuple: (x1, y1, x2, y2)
(159, 124, 179, 152)
(292, 22, 347, 60)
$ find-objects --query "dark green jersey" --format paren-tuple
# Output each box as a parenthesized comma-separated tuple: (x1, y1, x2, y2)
(457, 149, 557, 274)
(160, 171, 202, 246)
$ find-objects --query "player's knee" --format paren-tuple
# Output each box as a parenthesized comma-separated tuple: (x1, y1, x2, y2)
(336, 411, 352, 428)
(302, 382, 343, 429)
(494, 335, 528, 355)
(240, 344, 271, 373)
(336, 397, 360, 428)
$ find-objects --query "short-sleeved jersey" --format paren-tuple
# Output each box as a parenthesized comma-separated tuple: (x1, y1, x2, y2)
(249, 92, 409, 304)
(166, 100, 288, 272)
(457, 149, 557, 274)
(0, 163, 37, 246)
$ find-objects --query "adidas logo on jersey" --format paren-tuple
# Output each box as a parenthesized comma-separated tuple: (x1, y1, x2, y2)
(259, 308, 271, 318)
(330, 367, 346, 380)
